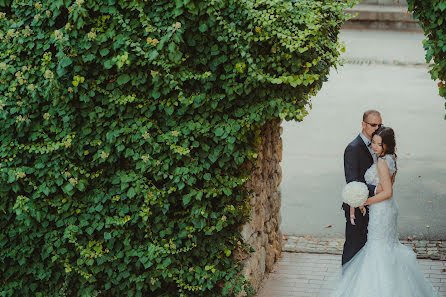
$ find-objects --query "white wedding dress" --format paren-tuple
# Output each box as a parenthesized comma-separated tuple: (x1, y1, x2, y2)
(329, 154, 442, 297)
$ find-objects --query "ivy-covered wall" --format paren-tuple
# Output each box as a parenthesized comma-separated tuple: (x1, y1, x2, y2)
(407, 0, 446, 115)
(0, 0, 352, 296)
(241, 119, 283, 291)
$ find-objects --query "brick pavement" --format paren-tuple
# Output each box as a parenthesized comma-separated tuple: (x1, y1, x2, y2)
(256, 252, 446, 297)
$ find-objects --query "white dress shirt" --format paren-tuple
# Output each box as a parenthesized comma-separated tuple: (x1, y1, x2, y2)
(359, 132, 378, 194)
(359, 132, 376, 160)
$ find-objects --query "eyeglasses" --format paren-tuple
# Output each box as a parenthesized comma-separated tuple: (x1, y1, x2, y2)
(365, 122, 382, 128)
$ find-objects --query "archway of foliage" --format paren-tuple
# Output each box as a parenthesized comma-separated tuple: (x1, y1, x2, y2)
(407, 0, 446, 116)
(0, 0, 352, 296)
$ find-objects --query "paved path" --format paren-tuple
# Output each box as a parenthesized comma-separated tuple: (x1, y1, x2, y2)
(256, 252, 446, 297)
(339, 29, 427, 64)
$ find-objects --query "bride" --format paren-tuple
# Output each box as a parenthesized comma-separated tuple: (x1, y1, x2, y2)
(330, 126, 441, 297)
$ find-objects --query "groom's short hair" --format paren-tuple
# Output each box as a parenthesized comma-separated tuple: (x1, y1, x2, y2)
(363, 110, 381, 122)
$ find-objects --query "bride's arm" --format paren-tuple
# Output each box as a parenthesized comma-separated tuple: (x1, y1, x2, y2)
(363, 159, 393, 206)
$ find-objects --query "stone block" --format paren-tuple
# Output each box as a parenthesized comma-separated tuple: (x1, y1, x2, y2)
(261, 232, 268, 247)
(268, 230, 277, 243)
(276, 138, 283, 162)
(265, 243, 276, 272)
(276, 164, 282, 186)
(241, 220, 255, 242)
(274, 238, 282, 258)
(241, 120, 283, 291)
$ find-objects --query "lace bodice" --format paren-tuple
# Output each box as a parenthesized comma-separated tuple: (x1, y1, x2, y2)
(364, 154, 399, 244)
(364, 154, 396, 186)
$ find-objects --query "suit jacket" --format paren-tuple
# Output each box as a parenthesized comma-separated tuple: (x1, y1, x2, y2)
(343, 134, 376, 210)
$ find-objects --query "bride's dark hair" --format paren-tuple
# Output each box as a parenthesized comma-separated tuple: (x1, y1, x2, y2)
(372, 126, 397, 175)
(372, 126, 396, 155)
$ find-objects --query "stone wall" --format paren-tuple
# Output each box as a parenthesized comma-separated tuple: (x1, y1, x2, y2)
(241, 119, 283, 292)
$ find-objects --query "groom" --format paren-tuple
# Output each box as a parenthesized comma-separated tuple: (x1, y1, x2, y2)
(342, 110, 383, 266)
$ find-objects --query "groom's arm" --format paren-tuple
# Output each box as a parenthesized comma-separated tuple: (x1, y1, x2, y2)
(367, 184, 376, 197)
(344, 145, 376, 197)
(344, 145, 360, 183)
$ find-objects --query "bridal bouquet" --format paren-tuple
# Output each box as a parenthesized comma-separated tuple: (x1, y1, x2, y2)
(342, 181, 368, 207)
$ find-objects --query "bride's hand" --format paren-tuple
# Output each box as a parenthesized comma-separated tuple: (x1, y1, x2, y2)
(359, 206, 367, 216)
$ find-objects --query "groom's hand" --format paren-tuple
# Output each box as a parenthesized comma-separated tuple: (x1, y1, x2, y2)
(350, 214, 356, 225)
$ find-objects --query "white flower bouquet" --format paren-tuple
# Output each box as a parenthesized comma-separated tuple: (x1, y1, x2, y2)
(342, 181, 368, 207)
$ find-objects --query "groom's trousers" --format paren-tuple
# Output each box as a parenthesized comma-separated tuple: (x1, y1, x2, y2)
(341, 203, 369, 266)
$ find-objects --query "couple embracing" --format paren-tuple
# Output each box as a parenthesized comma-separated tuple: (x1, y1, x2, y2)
(329, 110, 441, 297)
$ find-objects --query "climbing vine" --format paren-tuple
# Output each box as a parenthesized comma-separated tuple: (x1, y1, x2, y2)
(0, 0, 353, 296)
(408, 0, 446, 115)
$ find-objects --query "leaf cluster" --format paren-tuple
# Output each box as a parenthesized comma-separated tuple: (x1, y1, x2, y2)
(408, 0, 446, 115)
(0, 0, 352, 296)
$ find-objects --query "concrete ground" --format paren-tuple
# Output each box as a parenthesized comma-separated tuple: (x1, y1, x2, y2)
(280, 29, 446, 240)
(256, 252, 446, 297)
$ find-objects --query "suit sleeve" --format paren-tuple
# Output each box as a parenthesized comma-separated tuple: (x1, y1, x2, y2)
(344, 145, 360, 184)
(344, 144, 376, 197)
(367, 184, 376, 197)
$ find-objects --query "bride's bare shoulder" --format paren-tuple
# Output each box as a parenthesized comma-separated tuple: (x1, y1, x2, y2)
(377, 157, 389, 169)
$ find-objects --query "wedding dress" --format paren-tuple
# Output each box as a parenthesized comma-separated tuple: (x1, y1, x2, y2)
(329, 154, 442, 297)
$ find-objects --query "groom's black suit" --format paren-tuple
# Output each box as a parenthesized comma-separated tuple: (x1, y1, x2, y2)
(342, 134, 376, 266)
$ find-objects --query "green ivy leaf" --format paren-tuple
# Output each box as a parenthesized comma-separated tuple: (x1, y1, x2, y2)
(60, 57, 72, 68)
(62, 183, 74, 193)
(104, 232, 111, 240)
(214, 127, 224, 137)
(104, 60, 114, 69)
(117, 74, 131, 85)
(100, 48, 110, 56)
(199, 23, 208, 32)
(182, 195, 191, 206)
